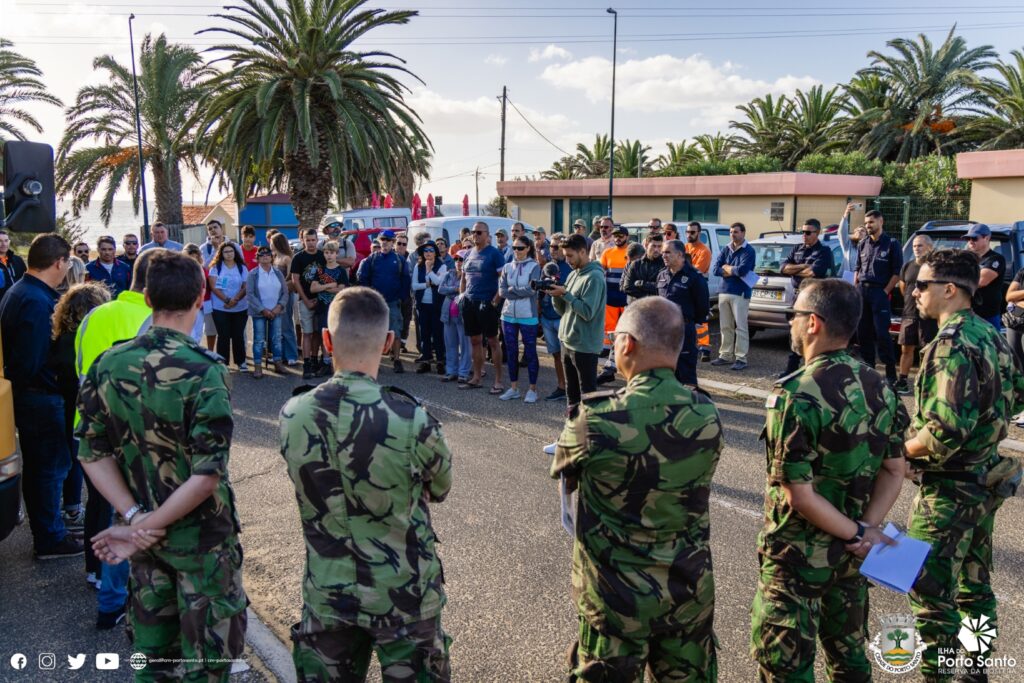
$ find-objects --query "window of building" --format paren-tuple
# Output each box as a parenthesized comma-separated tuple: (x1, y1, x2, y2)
(672, 199, 719, 223)
(569, 199, 609, 228)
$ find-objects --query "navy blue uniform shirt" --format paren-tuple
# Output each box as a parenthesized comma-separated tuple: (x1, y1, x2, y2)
(657, 263, 710, 326)
(0, 274, 60, 395)
(784, 241, 833, 288)
(855, 233, 902, 286)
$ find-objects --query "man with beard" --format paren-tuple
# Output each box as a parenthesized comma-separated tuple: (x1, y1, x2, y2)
(683, 222, 713, 362)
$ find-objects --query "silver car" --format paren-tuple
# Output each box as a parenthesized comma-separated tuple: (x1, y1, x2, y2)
(747, 233, 845, 336)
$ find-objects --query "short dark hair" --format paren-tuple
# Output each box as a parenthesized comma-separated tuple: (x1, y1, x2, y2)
(152, 221, 165, 229)
(800, 279, 862, 342)
(97, 235, 116, 249)
(920, 248, 980, 295)
(864, 209, 883, 220)
(28, 233, 71, 270)
(803, 218, 821, 231)
(730, 222, 746, 233)
(302, 227, 318, 237)
(131, 248, 160, 292)
(123, 233, 137, 241)
(563, 234, 588, 252)
(146, 251, 204, 312)
(241, 225, 255, 237)
(687, 221, 701, 230)
(328, 286, 389, 351)
(207, 219, 222, 228)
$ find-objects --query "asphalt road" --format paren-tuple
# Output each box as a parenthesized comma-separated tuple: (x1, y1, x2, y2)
(225, 325, 1024, 682)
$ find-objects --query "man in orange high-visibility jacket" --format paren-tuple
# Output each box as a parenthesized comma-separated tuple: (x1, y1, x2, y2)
(597, 224, 631, 384)
(683, 221, 713, 362)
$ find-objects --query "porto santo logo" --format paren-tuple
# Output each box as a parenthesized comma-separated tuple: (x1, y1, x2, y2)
(958, 614, 997, 653)
(869, 614, 926, 674)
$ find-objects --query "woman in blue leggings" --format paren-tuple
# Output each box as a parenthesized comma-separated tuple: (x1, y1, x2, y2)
(498, 235, 542, 403)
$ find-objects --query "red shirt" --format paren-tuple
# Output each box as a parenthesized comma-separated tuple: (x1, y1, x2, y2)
(241, 245, 259, 271)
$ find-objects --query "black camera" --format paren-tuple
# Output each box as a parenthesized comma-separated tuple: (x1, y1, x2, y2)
(531, 278, 558, 292)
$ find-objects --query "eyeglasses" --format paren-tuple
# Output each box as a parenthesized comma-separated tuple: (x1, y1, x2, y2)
(512, 245, 528, 251)
(473, 230, 487, 235)
(423, 248, 435, 253)
(396, 241, 408, 246)
(914, 279, 954, 291)
(454, 257, 464, 262)
(802, 230, 818, 235)
(123, 240, 138, 245)
(964, 236, 983, 242)
(792, 309, 826, 322)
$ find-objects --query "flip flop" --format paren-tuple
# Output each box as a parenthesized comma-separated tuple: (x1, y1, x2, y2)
(458, 382, 483, 390)
(489, 385, 506, 395)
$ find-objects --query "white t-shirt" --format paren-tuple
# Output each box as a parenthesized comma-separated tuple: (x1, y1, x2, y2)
(210, 263, 247, 313)
(256, 267, 282, 310)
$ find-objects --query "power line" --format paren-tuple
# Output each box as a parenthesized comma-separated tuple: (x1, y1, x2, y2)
(505, 96, 572, 157)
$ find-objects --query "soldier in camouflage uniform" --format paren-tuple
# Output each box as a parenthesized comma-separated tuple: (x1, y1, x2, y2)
(550, 297, 723, 682)
(77, 252, 247, 682)
(752, 279, 909, 682)
(280, 286, 453, 683)
(904, 249, 1024, 682)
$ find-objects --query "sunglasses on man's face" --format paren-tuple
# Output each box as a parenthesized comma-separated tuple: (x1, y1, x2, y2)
(473, 230, 486, 235)
(124, 240, 138, 246)
(802, 230, 818, 235)
(396, 241, 408, 246)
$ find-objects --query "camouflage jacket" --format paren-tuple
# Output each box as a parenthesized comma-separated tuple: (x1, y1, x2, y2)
(550, 368, 723, 638)
(280, 371, 453, 629)
(76, 327, 240, 556)
(760, 349, 908, 569)
(913, 309, 1024, 474)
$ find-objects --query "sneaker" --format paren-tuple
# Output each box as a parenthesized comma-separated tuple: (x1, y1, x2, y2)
(316, 362, 333, 377)
(440, 374, 458, 383)
(524, 390, 538, 404)
(499, 388, 522, 401)
(730, 360, 748, 371)
(545, 387, 567, 402)
(416, 362, 431, 374)
(393, 360, 405, 374)
(710, 357, 731, 367)
(413, 355, 430, 363)
(63, 508, 84, 532)
(96, 603, 127, 630)
(302, 359, 314, 380)
(35, 536, 84, 561)
(239, 362, 249, 372)
(700, 350, 711, 363)
(86, 572, 100, 589)
(596, 369, 616, 385)
(893, 378, 912, 396)
(457, 376, 470, 385)
(543, 442, 557, 455)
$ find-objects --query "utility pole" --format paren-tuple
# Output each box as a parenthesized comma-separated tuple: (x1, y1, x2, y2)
(475, 167, 481, 215)
(128, 14, 151, 241)
(607, 8, 618, 218)
(499, 86, 507, 217)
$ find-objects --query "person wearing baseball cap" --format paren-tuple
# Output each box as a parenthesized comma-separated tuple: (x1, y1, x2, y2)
(573, 219, 594, 249)
(964, 224, 1005, 329)
(322, 221, 356, 269)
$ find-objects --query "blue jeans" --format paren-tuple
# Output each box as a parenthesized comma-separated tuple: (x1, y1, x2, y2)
(443, 318, 472, 378)
(14, 393, 70, 551)
(985, 314, 1003, 332)
(251, 314, 283, 362)
(98, 506, 129, 613)
(281, 293, 299, 363)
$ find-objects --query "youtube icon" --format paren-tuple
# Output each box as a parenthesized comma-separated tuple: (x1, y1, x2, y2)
(96, 653, 120, 670)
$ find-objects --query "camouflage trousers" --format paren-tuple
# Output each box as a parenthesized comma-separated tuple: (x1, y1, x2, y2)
(290, 612, 451, 682)
(127, 543, 248, 683)
(568, 616, 718, 682)
(750, 556, 871, 683)
(908, 481, 1004, 682)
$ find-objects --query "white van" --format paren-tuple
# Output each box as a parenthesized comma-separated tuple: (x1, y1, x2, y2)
(406, 216, 535, 247)
(319, 207, 412, 231)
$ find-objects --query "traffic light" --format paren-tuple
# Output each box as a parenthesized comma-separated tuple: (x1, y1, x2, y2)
(1, 141, 56, 233)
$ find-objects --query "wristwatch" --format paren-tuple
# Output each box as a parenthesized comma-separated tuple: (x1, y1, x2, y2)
(123, 503, 144, 525)
(846, 521, 866, 544)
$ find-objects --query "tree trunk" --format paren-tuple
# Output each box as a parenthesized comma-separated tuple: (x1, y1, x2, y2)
(150, 157, 184, 226)
(286, 140, 333, 233)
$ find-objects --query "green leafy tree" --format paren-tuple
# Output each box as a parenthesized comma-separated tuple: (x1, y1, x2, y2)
(888, 628, 910, 651)
(731, 94, 793, 159)
(784, 85, 848, 166)
(542, 156, 582, 180)
(968, 50, 1024, 150)
(56, 34, 211, 226)
(574, 133, 611, 178)
(692, 133, 736, 162)
(0, 39, 63, 143)
(614, 139, 654, 178)
(854, 27, 997, 161)
(195, 0, 432, 231)
(655, 140, 702, 171)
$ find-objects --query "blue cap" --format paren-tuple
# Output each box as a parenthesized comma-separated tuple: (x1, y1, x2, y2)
(380, 230, 396, 240)
(965, 224, 991, 238)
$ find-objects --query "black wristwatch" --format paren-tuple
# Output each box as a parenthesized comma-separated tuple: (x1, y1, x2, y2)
(846, 521, 866, 544)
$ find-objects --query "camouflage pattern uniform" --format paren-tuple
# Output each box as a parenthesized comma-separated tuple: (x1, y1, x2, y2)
(907, 310, 1024, 681)
(279, 371, 453, 682)
(550, 368, 723, 682)
(76, 327, 247, 683)
(752, 349, 908, 682)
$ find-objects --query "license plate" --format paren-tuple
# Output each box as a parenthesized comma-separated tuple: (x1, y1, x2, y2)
(753, 289, 783, 301)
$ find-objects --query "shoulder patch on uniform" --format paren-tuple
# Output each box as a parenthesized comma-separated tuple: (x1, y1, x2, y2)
(382, 385, 422, 405)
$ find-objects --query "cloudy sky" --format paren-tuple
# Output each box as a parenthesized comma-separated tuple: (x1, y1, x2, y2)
(5, 0, 1024, 208)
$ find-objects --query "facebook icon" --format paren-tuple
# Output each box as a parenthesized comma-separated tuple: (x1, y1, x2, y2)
(10, 653, 27, 670)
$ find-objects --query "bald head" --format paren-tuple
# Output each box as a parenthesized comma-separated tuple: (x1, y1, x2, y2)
(616, 297, 684, 359)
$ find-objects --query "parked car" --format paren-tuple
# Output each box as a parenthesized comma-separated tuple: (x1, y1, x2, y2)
(318, 207, 412, 232)
(747, 232, 846, 335)
(406, 216, 536, 247)
(0, 328, 21, 542)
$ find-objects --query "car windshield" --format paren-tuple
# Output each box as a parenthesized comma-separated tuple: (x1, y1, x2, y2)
(753, 243, 796, 275)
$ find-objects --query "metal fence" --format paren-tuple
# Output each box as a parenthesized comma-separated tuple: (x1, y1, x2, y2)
(865, 195, 971, 243)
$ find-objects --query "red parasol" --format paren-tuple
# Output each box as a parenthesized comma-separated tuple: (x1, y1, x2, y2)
(384, 194, 394, 208)
(370, 191, 379, 209)
(426, 193, 435, 218)
(412, 193, 422, 220)
(462, 194, 470, 216)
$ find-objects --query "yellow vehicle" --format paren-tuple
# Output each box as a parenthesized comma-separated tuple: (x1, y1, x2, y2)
(0, 326, 22, 541)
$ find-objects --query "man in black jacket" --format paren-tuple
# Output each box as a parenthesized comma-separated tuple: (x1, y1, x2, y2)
(621, 233, 665, 304)
(0, 229, 27, 304)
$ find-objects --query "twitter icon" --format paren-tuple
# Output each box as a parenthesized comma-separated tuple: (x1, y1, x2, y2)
(67, 654, 86, 670)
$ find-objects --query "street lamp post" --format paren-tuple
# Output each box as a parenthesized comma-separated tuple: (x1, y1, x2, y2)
(128, 14, 151, 242)
(606, 8, 617, 219)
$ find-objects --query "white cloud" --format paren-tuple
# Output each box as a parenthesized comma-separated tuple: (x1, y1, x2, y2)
(484, 54, 507, 67)
(528, 44, 572, 63)
(540, 53, 819, 128)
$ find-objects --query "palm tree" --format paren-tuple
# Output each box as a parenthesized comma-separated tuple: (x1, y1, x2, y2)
(692, 133, 735, 162)
(730, 94, 793, 159)
(854, 27, 997, 161)
(56, 34, 211, 226)
(195, 0, 431, 231)
(574, 134, 612, 178)
(968, 50, 1024, 150)
(784, 85, 848, 166)
(655, 140, 702, 171)
(839, 74, 893, 150)
(0, 39, 63, 142)
(541, 156, 582, 180)
(387, 137, 432, 209)
(614, 139, 653, 178)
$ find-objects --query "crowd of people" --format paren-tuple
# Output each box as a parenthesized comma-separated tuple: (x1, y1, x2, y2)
(1, 205, 1023, 682)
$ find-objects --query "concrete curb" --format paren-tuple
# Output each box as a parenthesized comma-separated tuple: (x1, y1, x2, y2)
(701, 379, 1024, 456)
(245, 608, 297, 683)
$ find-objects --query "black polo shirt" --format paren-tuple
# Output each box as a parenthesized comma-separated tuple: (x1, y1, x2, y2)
(974, 249, 1006, 319)
(784, 241, 833, 288)
(657, 263, 710, 326)
(856, 233, 902, 286)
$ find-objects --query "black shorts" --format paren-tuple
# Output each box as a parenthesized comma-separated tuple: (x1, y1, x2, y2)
(898, 317, 938, 346)
(462, 299, 500, 339)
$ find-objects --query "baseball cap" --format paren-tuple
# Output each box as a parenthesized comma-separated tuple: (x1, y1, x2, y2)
(573, 219, 587, 227)
(611, 225, 628, 236)
(964, 224, 991, 238)
(380, 230, 396, 240)
(257, 246, 272, 256)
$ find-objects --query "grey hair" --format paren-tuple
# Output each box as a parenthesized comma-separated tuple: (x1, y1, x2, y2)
(664, 239, 686, 255)
(616, 297, 684, 356)
(912, 234, 933, 248)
